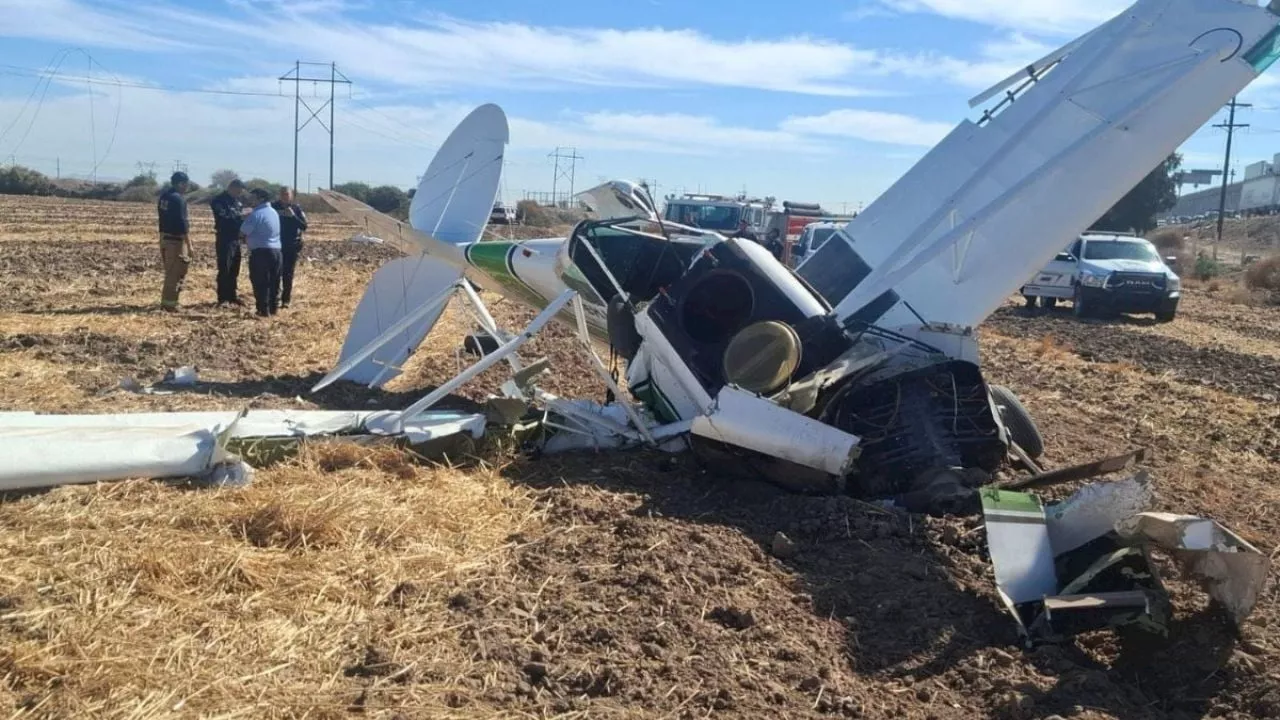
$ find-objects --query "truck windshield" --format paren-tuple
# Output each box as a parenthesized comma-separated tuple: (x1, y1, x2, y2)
(1082, 241, 1159, 262)
(663, 203, 742, 231)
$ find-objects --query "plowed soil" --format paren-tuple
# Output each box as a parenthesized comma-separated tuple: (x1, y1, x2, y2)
(1, 196, 1278, 720)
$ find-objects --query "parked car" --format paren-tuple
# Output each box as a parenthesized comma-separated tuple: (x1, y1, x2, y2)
(490, 202, 515, 225)
(1020, 232, 1181, 322)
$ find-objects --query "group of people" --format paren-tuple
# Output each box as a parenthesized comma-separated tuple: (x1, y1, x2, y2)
(156, 171, 309, 317)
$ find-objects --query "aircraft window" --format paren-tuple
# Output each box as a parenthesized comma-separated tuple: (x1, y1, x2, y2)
(569, 226, 700, 303)
(797, 232, 900, 326)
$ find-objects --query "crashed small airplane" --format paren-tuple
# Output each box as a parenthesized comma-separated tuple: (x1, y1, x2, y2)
(2, 0, 1275, 643)
(318, 0, 1280, 515)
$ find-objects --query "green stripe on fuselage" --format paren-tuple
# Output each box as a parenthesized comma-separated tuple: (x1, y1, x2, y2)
(465, 241, 548, 307)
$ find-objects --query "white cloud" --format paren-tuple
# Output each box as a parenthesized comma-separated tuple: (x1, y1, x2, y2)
(0, 0, 1062, 98)
(0, 0, 184, 50)
(876, 0, 1126, 35)
(781, 109, 953, 146)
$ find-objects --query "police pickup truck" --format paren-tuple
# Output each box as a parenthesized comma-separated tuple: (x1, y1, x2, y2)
(1020, 232, 1181, 322)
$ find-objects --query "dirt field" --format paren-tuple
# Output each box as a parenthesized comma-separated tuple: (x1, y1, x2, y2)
(1, 195, 1278, 720)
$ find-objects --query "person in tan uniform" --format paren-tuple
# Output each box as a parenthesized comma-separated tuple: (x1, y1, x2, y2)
(156, 171, 194, 311)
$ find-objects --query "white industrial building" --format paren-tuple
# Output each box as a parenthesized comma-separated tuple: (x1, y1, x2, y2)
(1166, 153, 1280, 218)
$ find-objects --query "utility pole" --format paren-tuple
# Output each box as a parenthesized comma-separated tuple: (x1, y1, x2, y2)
(548, 147, 583, 207)
(1213, 97, 1250, 260)
(279, 61, 351, 192)
(172, 159, 187, 174)
(56, 157, 60, 179)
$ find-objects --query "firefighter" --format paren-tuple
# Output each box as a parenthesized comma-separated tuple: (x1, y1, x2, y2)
(271, 187, 308, 308)
(156, 172, 193, 312)
(211, 178, 247, 306)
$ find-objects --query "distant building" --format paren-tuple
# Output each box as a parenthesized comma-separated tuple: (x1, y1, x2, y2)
(1163, 151, 1280, 219)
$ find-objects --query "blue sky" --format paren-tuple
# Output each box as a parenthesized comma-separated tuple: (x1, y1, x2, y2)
(2, 0, 1280, 208)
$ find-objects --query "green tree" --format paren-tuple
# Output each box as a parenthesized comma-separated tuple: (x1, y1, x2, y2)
(125, 174, 158, 189)
(1090, 153, 1181, 235)
(210, 169, 239, 190)
(0, 166, 55, 196)
(366, 185, 408, 214)
(333, 182, 372, 203)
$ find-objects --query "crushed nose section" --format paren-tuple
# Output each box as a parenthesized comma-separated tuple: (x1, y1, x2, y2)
(817, 358, 1005, 511)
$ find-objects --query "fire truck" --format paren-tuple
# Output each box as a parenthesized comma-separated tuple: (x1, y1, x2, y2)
(661, 193, 773, 235)
(762, 202, 856, 266)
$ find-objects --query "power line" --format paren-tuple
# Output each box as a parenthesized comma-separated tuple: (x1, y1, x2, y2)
(0, 63, 284, 98)
(1213, 97, 1250, 259)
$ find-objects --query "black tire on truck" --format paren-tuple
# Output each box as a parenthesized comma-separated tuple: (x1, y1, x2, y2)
(990, 384, 1045, 459)
(1072, 286, 1092, 319)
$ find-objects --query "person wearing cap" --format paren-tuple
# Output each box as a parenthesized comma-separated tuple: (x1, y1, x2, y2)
(239, 187, 283, 317)
(156, 172, 193, 311)
(210, 178, 248, 306)
(271, 187, 308, 309)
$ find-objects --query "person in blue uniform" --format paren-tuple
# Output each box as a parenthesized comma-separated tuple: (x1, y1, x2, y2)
(210, 179, 247, 306)
(156, 172, 193, 311)
(271, 187, 308, 308)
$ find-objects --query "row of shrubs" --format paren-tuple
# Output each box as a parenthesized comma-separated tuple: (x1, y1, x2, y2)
(0, 165, 422, 218)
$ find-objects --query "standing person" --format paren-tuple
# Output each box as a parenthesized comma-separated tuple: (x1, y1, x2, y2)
(210, 179, 247, 306)
(271, 187, 308, 309)
(239, 188, 283, 317)
(156, 172, 193, 312)
(731, 219, 759, 243)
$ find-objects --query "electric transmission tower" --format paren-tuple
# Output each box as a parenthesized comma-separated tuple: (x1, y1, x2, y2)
(549, 147, 583, 207)
(279, 61, 352, 192)
(136, 161, 157, 180)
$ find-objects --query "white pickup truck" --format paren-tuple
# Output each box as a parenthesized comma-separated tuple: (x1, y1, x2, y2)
(1020, 232, 1181, 322)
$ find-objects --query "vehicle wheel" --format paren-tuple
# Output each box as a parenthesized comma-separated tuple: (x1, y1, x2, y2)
(1155, 308, 1177, 323)
(463, 333, 501, 357)
(1042, 297, 1057, 311)
(1024, 294, 1037, 310)
(1072, 287, 1092, 319)
(990, 384, 1045, 459)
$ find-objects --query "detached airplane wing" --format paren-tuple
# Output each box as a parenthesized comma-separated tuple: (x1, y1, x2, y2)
(799, 0, 1280, 332)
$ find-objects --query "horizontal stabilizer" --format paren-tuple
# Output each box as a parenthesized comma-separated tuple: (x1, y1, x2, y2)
(321, 255, 464, 390)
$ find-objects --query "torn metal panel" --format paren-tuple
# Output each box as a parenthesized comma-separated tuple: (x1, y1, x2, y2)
(1117, 513, 1271, 626)
(980, 489, 1059, 605)
(1044, 472, 1154, 556)
(1002, 448, 1148, 491)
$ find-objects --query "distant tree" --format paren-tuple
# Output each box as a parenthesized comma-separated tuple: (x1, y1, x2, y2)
(117, 185, 159, 203)
(125, 174, 158, 189)
(1091, 153, 1181, 235)
(406, 188, 416, 200)
(210, 169, 239, 190)
(366, 185, 408, 214)
(0, 166, 55, 196)
(333, 182, 372, 203)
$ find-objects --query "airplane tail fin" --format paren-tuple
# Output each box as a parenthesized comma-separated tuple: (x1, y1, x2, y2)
(314, 256, 463, 392)
(315, 103, 510, 391)
(409, 103, 509, 246)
